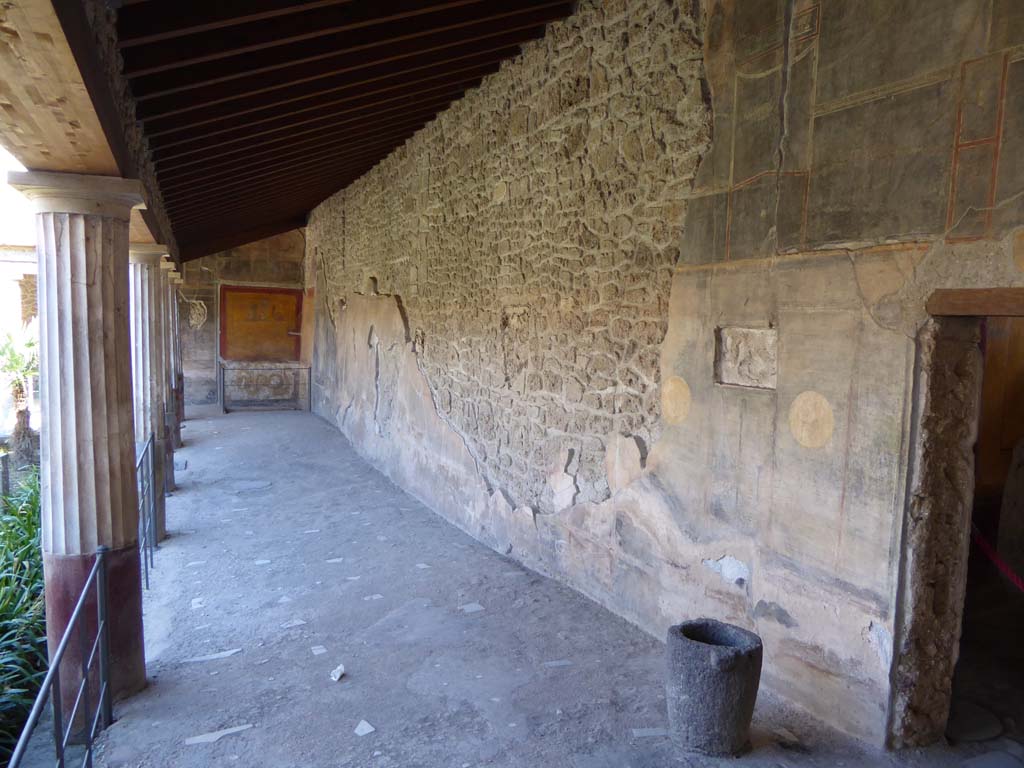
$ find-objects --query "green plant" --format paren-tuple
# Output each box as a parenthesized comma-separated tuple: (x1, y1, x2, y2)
(0, 321, 38, 409)
(0, 472, 45, 762)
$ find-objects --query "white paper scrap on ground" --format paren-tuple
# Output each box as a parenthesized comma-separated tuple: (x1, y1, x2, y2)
(311, 645, 327, 656)
(185, 724, 253, 745)
(254, 559, 271, 565)
(354, 720, 375, 736)
(326, 557, 345, 563)
(184, 648, 242, 663)
(280, 619, 307, 629)
(363, 594, 384, 601)
(459, 602, 484, 613)
(415, 563, 431, 569)
(190, 598, 204, 610)
(330, 663, 346, 682)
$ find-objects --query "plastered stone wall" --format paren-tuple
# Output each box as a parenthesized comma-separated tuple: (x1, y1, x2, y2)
(177, 230, 306, 405)
(307, 0, 1024, 747)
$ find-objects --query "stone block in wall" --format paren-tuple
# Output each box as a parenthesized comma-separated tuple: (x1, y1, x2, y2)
(992, 60, 1024, 234)
(728, 173, 806, 259)
(950, 143, 997, 238)
(806, 80, 955, 244)
(222, 363, 310, 411)
(733, 68, 783, 183)
(714, 327, 778, 390)
(991, 0, 1024, 50)
(733, 0, 786, 60)
(815, 0, 987, 104)
(184, 375, 217, 406)
(680, 192, 728, 265)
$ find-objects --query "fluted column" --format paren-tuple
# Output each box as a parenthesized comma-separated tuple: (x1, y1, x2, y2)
(168, 271, 184, 447)
(158, 257, 175, 492)
(129, 246, 169, 539)
(9, 170, 146, 701)
(129, 250, 156, 444)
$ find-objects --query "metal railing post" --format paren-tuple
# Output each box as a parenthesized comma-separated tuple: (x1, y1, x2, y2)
(52, 665, 65, 768)
(9, 550, 113, 767)
(149, 434, 157, 552)
(78, 606, 93, 763)
(218, 362, 226, 413)
(96, 546, 112, 729)
(1, 452, 10, 496)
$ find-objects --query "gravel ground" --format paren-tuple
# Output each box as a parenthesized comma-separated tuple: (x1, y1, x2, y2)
(86, 408, 1015, 768)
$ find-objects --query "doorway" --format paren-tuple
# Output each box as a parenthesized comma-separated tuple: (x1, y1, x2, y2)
(947, 315, 1024, 744)
(889, 288, 1024, 748)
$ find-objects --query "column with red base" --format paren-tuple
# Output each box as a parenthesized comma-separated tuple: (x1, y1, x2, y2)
(10, 171, 147, 703)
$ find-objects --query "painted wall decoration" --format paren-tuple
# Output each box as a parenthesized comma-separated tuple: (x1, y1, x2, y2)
(295, 0, 1024, 748)
(219, 285, 302, 362)
(183, 293, 208, 331)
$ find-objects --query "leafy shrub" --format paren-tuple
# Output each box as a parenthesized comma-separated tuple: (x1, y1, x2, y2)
(0, 471, 45, 762)
(0, 321, 38, 409)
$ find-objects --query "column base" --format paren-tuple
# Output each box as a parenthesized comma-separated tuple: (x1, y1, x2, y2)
(173, 381, 184, 448)
(43, 547, 146, 721)
(163, 432, 176, 492)
(152, 441, 168, 541)
(176, 374, 185, 423)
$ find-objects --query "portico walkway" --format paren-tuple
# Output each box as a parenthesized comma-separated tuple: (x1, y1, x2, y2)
(95, 410, 985, 768)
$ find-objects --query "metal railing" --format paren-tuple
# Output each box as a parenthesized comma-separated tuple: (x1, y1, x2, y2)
(136, 433, 156, 589)
(8, 547, 112, 768)
(219, 363, 311, 413)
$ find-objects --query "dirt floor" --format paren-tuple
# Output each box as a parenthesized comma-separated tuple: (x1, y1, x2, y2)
(83, 408, 1020, 768)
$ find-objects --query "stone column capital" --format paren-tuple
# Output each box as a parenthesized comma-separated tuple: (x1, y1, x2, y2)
(129, 243, 169, 265)
(7, 171, 145, 221)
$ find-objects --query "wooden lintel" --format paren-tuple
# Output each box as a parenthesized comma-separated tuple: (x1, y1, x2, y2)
(926, 288, 1024, 317)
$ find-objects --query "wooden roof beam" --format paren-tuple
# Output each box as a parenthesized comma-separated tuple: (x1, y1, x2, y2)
(155, 100, 451, 178)
(143, 52, 510, 137)
(171, 180, 358, 229)
(149, 82, 471, 159)
(161, 128, 423, 197)
(135, 25, 547, 121)
(165, 154, 385, 215)
(127, 2, 570, 100)
(120, 0, 491, 77)
(117, 0, 354, 48)
(157, 111, 439, 184)
(177, 215, 311, 262)
(166, 158, 379, 214)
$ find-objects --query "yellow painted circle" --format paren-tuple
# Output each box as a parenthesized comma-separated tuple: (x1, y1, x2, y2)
(788, 391, 835, 449)
(662, 376, 692, 425)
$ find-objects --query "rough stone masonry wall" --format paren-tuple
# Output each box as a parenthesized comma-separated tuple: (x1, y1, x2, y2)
(308, 0, 1024, 748)
(309, 0, 711, 511)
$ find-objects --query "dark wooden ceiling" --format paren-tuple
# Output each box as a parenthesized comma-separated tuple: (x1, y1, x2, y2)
(112, 0, 575, 261)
